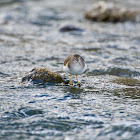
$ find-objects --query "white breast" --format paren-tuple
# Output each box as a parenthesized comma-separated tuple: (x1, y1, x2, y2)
(63, 61, 87, 75)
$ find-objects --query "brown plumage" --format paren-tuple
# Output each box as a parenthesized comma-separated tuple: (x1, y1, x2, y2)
(64, 54, 85, 70)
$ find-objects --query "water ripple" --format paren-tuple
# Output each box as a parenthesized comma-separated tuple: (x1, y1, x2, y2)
(88, 67, 140, 77)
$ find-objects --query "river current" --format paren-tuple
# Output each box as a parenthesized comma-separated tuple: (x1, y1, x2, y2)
(0, 0, 140, 139)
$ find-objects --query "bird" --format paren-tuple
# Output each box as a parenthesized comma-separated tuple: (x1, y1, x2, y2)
(63, 54, 87, 85)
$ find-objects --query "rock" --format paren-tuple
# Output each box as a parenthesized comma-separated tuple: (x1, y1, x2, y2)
(59, 25, 84, 32)
(85, 1, 138, 22)
(21, 68, 69, 84)
(112, 77, 140, 86)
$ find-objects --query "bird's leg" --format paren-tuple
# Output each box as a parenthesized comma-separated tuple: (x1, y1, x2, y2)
(76, 75, 81, 87)
(76, 75, 79, 84)
(69, 75, 73, 85)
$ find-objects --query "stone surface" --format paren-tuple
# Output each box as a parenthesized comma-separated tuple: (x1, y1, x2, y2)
(85, 1, 138, 22)
(21, 68, 66, 84)
(59, 25, 84, 32)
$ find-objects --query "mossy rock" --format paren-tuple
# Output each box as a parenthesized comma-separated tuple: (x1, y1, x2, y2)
(21, 68, 69, 84)
(112, 77, 140, 86)
(85, 1, 138, 22)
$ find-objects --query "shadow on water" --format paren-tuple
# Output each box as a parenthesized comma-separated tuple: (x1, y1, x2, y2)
(62, 86, 84, 99)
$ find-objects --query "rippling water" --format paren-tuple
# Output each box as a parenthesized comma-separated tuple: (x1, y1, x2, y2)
(0, 0, 140, 139)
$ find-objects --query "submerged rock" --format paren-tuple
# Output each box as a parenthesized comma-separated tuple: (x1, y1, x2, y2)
(21, 68, 68, 84)
(85, 1, 138, 22)
(112, 77, 140, 86)
(59, 25, 84, 32)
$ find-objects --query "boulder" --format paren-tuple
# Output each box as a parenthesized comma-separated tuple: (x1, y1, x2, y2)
(85, 1, 138, 22)
(21, 68, 68, 84)
(59, 25, 84, 32)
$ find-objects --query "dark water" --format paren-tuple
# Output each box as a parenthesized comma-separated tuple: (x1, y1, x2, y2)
(0, 0, 140, 139)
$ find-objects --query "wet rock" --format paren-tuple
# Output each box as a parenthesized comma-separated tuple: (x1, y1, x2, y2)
(21, 68, 68, 84)
(112, 77, 140, 86)
(85, 1, 138, 22)
(59, 25, 84, 32)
